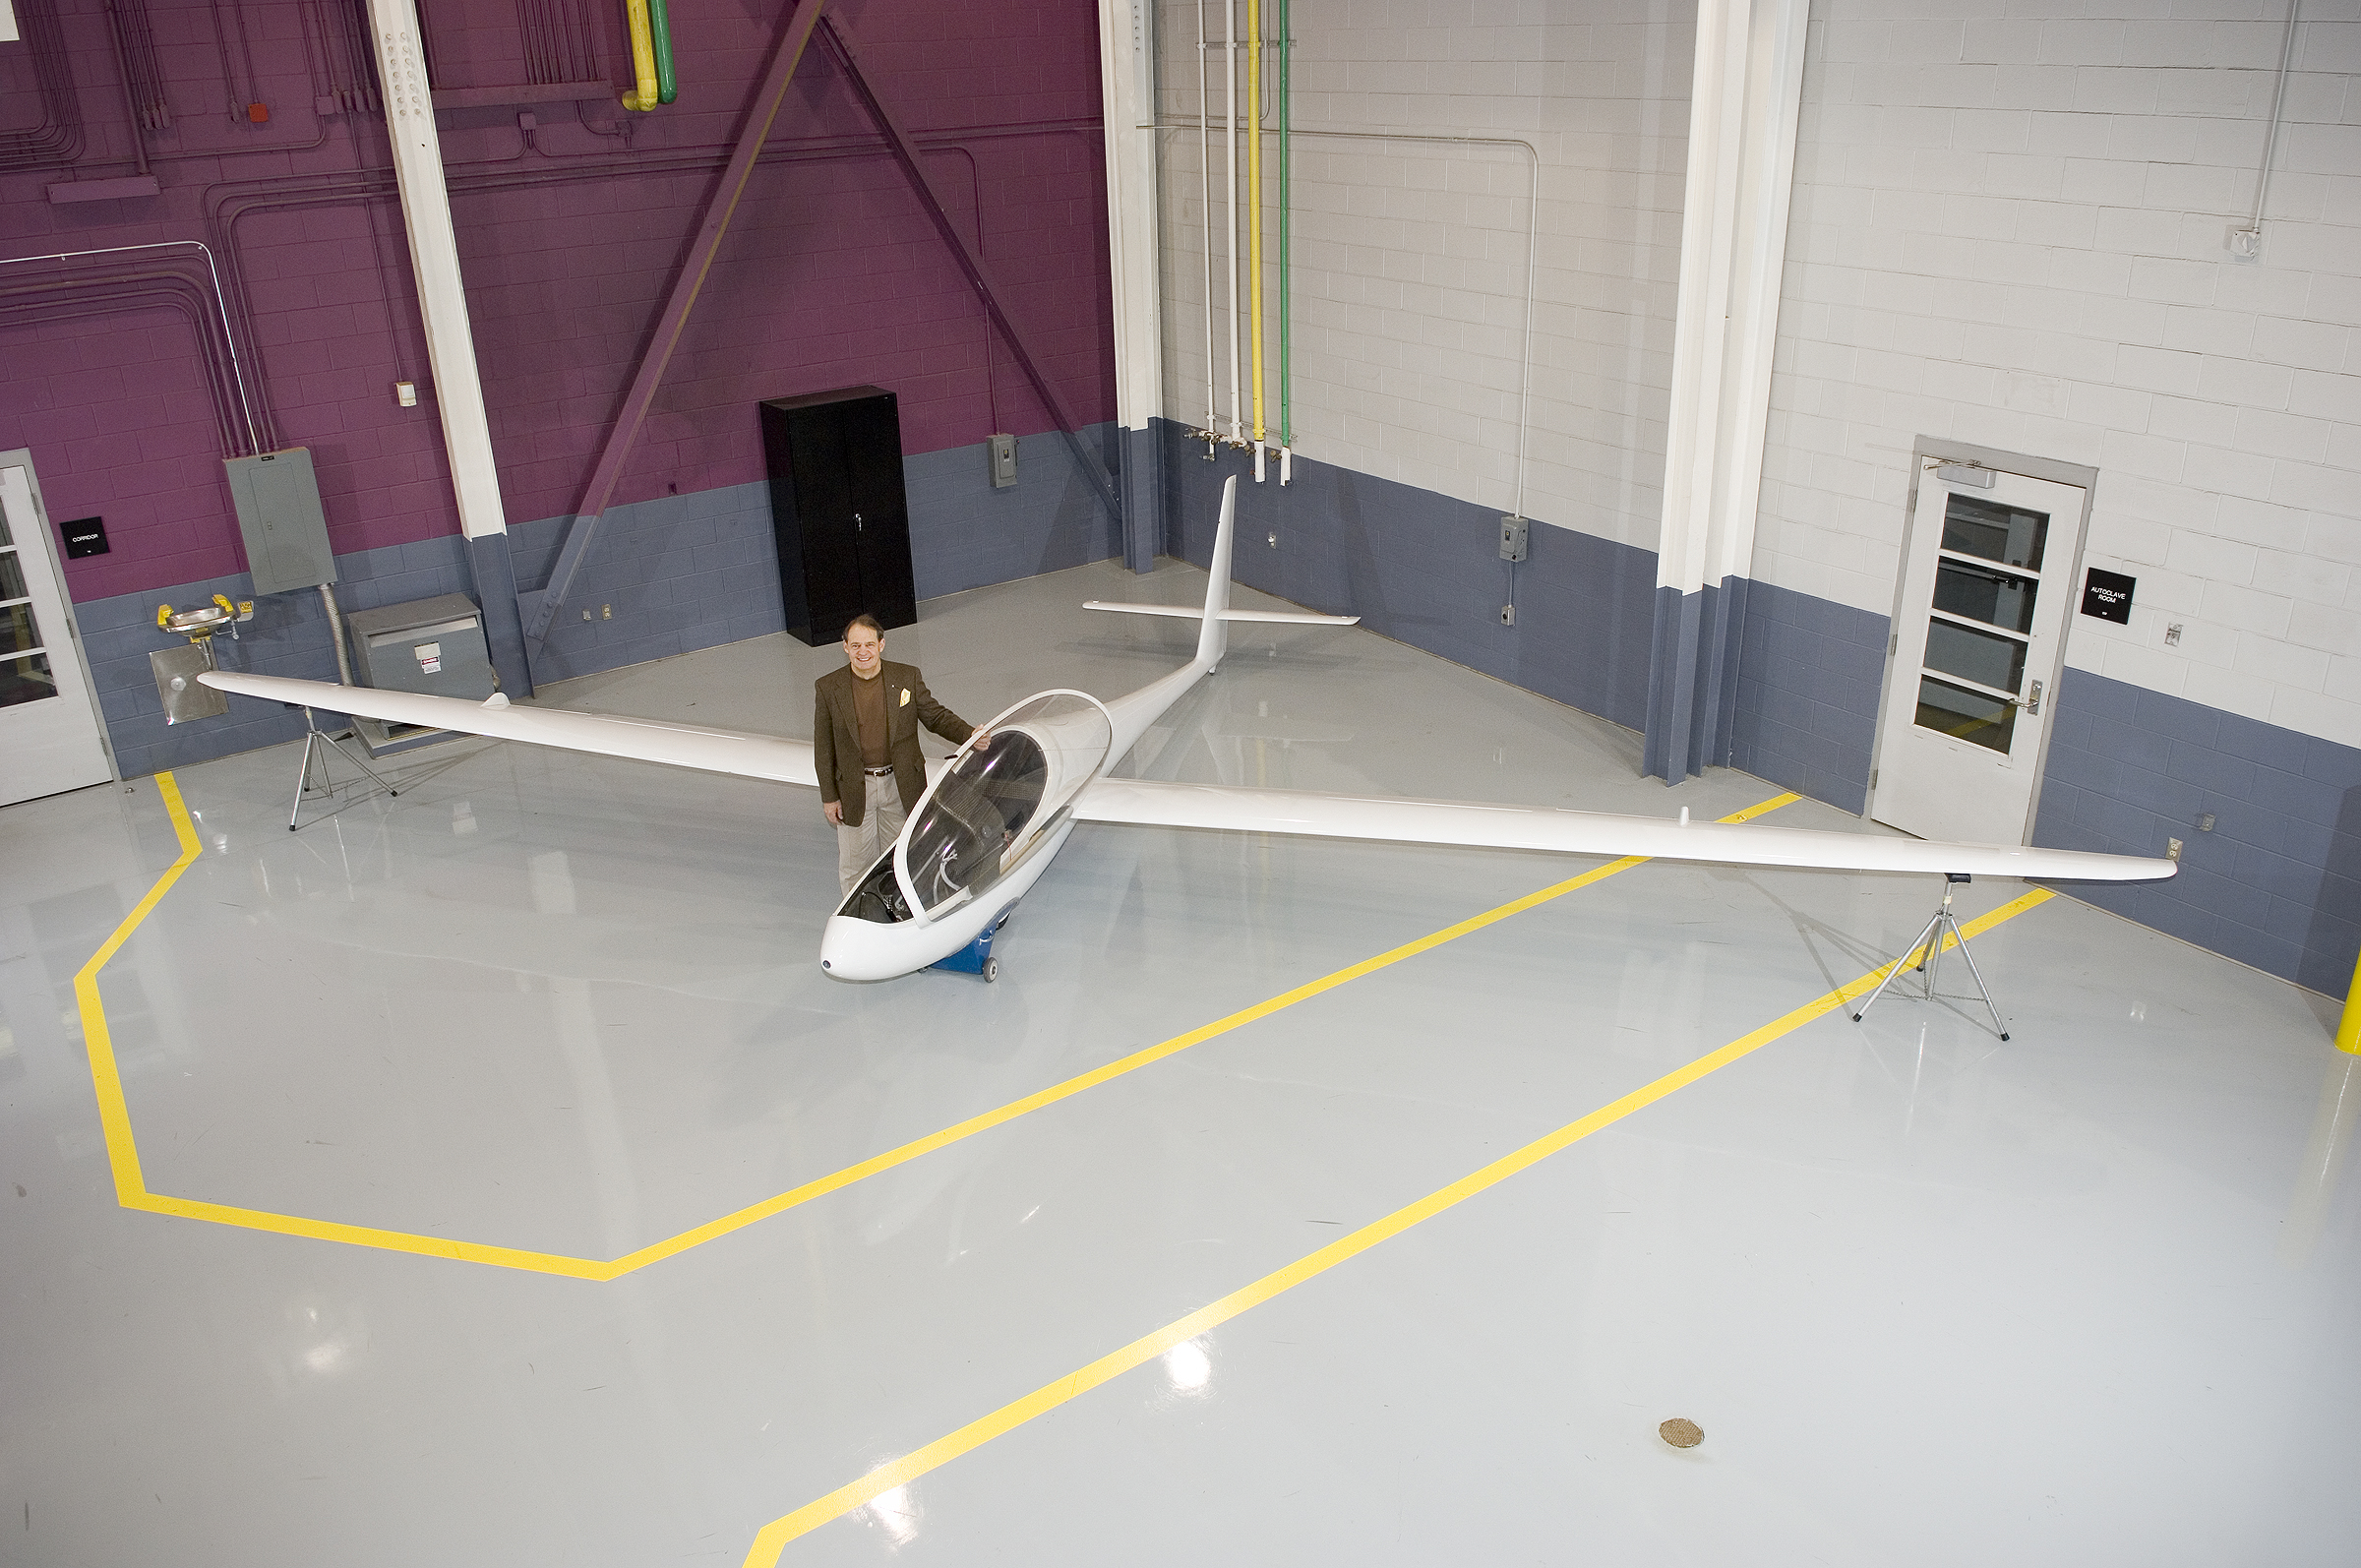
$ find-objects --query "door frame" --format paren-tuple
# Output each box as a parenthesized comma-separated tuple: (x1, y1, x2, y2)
(1865, 438, 2097, 843)
(2, 448, 121, 787)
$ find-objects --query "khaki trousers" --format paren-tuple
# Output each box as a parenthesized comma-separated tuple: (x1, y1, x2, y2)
(836, 769, 907, 894)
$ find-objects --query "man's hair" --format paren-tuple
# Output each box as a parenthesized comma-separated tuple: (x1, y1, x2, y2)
(843, 613, 883, 639)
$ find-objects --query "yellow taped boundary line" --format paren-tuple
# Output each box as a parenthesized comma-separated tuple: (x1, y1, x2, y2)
(742, 884, 2057, 1561)
(76, 771, 203, 1205)
(81, 778, 1795, 1279)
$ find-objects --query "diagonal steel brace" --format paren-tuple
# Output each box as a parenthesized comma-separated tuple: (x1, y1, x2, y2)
(521, 0, 827, 647)
(816, 16, 1120, 524)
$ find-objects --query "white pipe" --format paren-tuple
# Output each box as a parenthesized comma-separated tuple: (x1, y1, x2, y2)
(2247, 0, 2303, 236)
(1156, 120, 1542, 518)
(1, 241, 262, 453)
(1198, 0, 1215, 445)
(1224, 0, 1241, 445)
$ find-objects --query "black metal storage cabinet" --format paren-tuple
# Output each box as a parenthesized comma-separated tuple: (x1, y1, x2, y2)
(760, 385, 918, 646)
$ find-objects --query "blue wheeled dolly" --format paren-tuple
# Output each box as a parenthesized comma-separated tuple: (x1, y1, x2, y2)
(930, 908, 1013, 982)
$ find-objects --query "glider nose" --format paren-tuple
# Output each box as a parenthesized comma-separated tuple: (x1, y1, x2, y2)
(818, 914, 900, 982)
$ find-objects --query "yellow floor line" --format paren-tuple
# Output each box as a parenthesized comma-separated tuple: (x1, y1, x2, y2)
(740, 885, 2056, 1562)
(80, 779, 1795, 1278)
(75, 772, 203, 1207)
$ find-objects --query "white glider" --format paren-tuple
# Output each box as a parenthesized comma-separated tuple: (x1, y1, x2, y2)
(202, 477, 2174, 982)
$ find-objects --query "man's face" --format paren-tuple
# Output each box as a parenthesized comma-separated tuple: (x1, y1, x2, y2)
(844, 626, 883, 677)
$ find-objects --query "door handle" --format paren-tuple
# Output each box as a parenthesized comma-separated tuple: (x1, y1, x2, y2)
(853, 511, 864, 531)
(2009, 680, 2043, 715)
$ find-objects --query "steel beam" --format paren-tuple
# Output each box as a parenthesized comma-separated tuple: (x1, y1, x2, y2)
(521, 0, 826, 646)
(816, 17, 1121, 527)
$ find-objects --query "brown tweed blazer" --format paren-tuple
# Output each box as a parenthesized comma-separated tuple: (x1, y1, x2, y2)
(813, 660, 974, 825)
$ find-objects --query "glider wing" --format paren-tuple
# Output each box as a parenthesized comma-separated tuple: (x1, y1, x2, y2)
(1071, 776, 2174, 882)
(198, 672, 819, 787)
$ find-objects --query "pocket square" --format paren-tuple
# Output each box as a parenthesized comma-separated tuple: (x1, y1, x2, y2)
(899, 688, 910, 706)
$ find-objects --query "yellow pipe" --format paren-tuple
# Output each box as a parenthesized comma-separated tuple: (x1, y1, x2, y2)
(621, 0, 659, 111)
(2337, 941, 2361, 1054)
(1247, 0, 1265, 450)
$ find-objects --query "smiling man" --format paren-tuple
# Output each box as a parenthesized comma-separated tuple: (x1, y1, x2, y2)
(813, 614, 983, 895)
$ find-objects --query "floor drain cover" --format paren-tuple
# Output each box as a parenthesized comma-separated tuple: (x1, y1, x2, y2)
(1660, 1417, 1704, 1449)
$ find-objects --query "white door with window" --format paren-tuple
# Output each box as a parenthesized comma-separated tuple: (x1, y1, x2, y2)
(1, 462, 115, 807)
(1868, 461, 2088, 846)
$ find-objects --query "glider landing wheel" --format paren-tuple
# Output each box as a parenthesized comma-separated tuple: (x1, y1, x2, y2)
(982, 957, 999, 983)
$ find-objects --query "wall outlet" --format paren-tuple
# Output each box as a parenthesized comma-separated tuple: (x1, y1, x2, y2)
(2167, 837, 2184, 862)
(394, 381, 416, 407)
(601, 604, 612, 620)
(1499, 604, 1515, 627)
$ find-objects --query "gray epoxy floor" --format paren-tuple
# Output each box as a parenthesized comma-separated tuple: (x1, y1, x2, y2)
(3, 558, 2356, 1567)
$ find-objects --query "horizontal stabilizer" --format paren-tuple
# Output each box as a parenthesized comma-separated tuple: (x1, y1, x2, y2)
(1084, 600, 1359, 626)
(1073, 777, 2175, 883)
(199, 671, 819, 787)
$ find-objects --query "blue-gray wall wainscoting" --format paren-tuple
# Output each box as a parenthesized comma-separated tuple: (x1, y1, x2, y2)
(78, 535, 478, 781)
(2034, 667, 2361, 996)
(1725, 581, 1889, 815)
(77, 430, 1124, 778)
(1642, 576, 1749, 784)
(1156, 421, 1659, 732)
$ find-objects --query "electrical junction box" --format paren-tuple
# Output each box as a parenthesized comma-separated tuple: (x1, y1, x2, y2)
(343, 592, 496, 700)
(223, 448, 336, 593)
(1499, 515, 1529, 563)
(989, 433, 1017, 488)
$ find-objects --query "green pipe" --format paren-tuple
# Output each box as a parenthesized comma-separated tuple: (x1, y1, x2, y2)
(1277, 0, 1292, 452)
(650, 0, 678, 104)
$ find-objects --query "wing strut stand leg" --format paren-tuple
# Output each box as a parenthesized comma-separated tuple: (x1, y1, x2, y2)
(1850, 873, 2011, 1041)
(289, 705, 397, 832)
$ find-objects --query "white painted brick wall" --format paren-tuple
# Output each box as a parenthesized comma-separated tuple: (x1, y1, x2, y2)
(1154, 0, 1695, 549)
(1762, 0, 2361, 747)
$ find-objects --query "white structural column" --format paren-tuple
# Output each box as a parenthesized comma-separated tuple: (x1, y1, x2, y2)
(366, 0, 507, 542)
(1643, 0, 1810, 783)
(365, 0, 533, 694)
(1100, 0, 1166, 572)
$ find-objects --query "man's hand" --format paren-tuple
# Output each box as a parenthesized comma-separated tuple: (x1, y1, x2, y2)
(823, 800, 843, 826)
(972, 730, 992, 752)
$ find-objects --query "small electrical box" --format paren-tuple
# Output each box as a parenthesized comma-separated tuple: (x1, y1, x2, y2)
(989, 433, 1017, 489)
(1499, 515, 1528, 563)
(223, 448, 335, 593)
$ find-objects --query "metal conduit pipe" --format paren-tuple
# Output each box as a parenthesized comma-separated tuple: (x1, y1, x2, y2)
(1276, 0, 1292, 484)
(1197, 0, 1216, 457)
(0, 283, 247, 454)
(1247, 0, 1265, 482)
(198, 117, 1102, 462)
(0, 241, 264, 453)
(1223, 0, 1242, 448)
(1160, 122, 1543, 522)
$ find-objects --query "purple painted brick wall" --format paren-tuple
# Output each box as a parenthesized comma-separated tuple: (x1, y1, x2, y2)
(0, 0, 1113, 603)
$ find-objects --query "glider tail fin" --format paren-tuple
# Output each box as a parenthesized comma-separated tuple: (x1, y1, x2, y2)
(1198, 474, 1238, 669)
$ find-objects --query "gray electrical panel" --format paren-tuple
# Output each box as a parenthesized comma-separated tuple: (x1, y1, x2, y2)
(989, 433, 1017, 488)
(224, 448, 336, 593)
(343, 593, 497, 700)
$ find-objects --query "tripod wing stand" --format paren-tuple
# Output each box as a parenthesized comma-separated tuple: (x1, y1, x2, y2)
(1851, 872, 2011, 1041)
(289, 704, 397, 831)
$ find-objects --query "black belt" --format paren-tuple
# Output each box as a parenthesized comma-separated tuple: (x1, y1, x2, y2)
(863, 765, 894, 776)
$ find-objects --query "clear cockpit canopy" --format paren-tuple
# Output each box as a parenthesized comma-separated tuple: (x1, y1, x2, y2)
(896, 691, 1113, 919)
